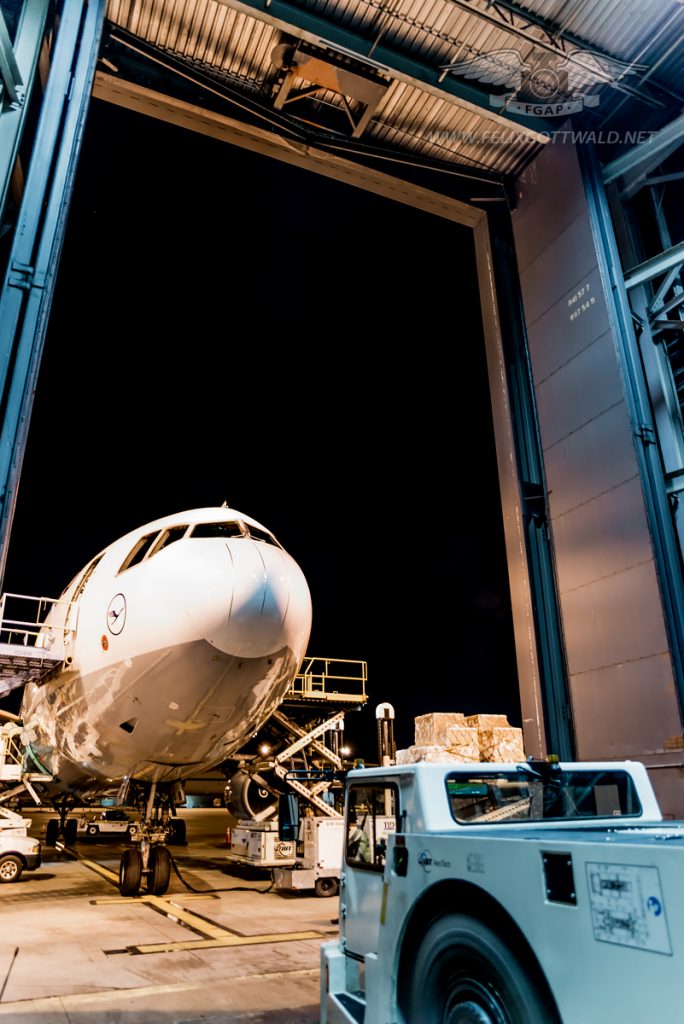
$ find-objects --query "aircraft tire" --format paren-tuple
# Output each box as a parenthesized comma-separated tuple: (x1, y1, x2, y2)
(148, 846, 171, 895)
(64, 819, 78, 845)
(45, 819, 60, 847)
(119, 848, 143, 896)
(403, 914, 557, 1024)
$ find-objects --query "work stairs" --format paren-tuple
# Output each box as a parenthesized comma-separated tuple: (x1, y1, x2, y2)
(0, 721, 52, 804)
(233, 658, 368, 819)
(0, 592, 76, 699)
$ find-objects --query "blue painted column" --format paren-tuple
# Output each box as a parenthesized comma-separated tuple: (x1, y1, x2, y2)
(0, 0, 106, 585)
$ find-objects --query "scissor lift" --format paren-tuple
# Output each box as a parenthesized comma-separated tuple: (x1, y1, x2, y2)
(225, 658, 367, 875)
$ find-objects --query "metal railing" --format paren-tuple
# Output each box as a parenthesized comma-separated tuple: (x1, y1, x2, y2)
(289, 657, 367, 702)
(0, 592, 77, 652)
(0, 723, 25, 781)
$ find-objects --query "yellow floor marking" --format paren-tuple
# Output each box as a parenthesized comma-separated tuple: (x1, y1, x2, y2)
(144, 894, 229, 938)
(93, 893, 215, 904)
(74, 850, 323, 955)
(77, 856, 119, 884)
(131, 930, 324, 955)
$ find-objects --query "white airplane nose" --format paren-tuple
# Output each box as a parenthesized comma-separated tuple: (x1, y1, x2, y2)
(193, 539, 310, 659)
(225, 541, 292, 657)
(182, 535, 310, 660)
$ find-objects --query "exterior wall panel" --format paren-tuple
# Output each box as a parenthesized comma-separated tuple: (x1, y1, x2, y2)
(512, 137, 682, 813)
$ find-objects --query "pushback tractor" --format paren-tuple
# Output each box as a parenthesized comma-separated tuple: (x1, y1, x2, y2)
(321, 759, 684, 1024)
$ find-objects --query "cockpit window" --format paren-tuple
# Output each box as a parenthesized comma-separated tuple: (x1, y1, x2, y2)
(247, 525, 278, 546)
(148, 525, 188, 556)
(189, 522, 245, 539)
(118, 533, 160, 573)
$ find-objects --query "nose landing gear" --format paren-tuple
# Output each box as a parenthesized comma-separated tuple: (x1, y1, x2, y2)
(116, 780, 182, 896)
(118, 839, 173, 896)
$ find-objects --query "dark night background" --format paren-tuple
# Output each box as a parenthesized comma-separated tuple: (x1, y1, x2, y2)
(2, 99, 520, 754)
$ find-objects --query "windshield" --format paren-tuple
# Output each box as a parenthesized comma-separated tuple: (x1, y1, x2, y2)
(446, 768, 642, 824)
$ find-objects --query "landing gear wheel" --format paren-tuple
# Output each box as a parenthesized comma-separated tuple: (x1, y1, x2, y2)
(0, 855, 23, 883)
(314, 876, 339, 898)
(45, 819, 59, 847)
(119, 848, 143, 896)
(168, 819, 186, 845)
(403, 914, 556, 1024)
(64, 819, 78, 845)
(87, 824, 98, 836)
(148, 846, 171, 895)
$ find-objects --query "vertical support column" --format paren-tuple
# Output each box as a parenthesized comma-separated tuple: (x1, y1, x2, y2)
(475, 214, 573, 759)
(0, 0, 106, 586)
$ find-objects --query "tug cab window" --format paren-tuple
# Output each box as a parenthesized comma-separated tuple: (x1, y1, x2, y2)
(345, 784, 398, 872)
(446, 768, 642, 825)
(189, 522, 245, 539)
(118, 533, 160, 573)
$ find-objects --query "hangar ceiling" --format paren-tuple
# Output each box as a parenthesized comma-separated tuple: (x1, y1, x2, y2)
(97, 0, 684, 191)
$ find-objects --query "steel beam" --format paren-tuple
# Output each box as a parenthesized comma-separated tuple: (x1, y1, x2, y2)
(439, 0, 654, 104)
(603, 112, 684, 191)
(93, 73, 484, 227)
(0, 0, 106, 585)
(0, 0, 50, 224)
(212, 0, 549, 139)
(624, 240, 684, 291)
(0, 7, 23, 105)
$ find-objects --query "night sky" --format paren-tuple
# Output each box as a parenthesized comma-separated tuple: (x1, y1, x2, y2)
(2, 99, 520, 753)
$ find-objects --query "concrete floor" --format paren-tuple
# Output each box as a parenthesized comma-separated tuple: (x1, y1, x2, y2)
(0, 810, 334, 1023)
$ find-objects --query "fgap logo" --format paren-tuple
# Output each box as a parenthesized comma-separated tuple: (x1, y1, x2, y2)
(440, 47, 648, 118)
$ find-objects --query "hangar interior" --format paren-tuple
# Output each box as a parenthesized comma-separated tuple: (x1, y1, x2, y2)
(0, 0, 683, 809)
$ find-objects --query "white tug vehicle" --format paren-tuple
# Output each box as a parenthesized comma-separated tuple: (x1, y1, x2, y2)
(321, 758, 684, 1024)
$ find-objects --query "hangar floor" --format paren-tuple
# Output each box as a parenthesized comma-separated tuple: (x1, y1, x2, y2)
(0, 809, 330, 1022)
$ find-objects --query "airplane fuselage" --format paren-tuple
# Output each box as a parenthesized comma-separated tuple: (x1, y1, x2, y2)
(20, 508, 312, 791)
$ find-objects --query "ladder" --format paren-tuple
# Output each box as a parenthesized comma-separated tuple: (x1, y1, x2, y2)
(0, 721, 52, 804)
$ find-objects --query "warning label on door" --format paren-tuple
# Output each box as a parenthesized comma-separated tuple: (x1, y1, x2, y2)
(586, 862, 671, 955)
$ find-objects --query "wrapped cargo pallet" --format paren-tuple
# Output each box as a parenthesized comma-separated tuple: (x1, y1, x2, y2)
(414, 712, 466, 747)
(445, 725, 480, 762)
(479, 726, 525, 763)
(396, 745, 473, 765)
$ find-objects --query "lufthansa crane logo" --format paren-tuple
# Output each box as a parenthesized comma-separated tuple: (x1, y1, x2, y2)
(439, 47, 648, 117)
(107, 593, 127, 635)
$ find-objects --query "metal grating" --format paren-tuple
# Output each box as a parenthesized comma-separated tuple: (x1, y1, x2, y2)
(105, 0, 684, 178)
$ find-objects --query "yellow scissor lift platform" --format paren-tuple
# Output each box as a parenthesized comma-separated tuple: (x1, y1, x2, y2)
(246, 657, 368, 815)
(226, 658, 368, 877)
(284, 656, 368, 709)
